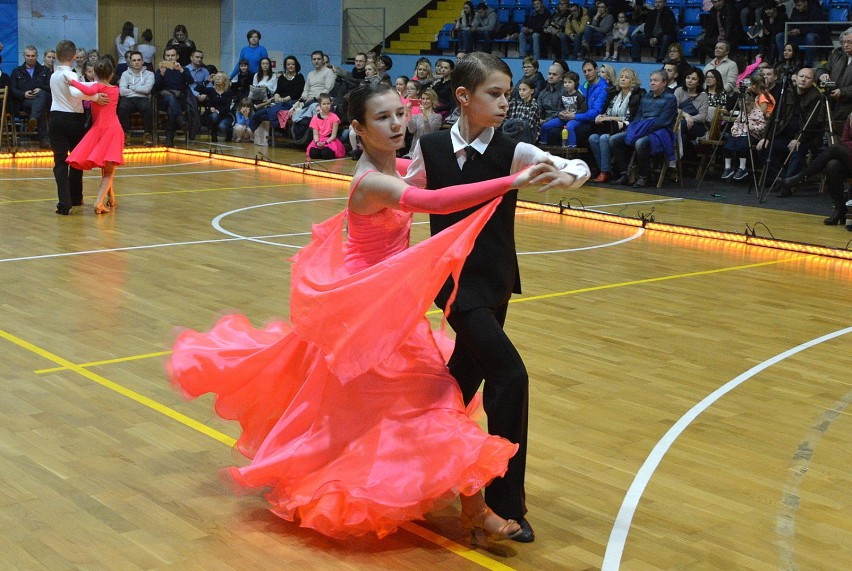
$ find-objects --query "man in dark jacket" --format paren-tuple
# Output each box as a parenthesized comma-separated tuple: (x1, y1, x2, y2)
(757, 67, 826, 195)
(696, 0, 744, 64)
(10, 45, 52, 148)
(630, 0, 678, 63)
(519, 0, 551, 59)
(815, 27, 852, 131)
(775, 0, 825, 67)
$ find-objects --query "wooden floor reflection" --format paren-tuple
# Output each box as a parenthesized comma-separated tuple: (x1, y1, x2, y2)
(0, 149, 849, 570)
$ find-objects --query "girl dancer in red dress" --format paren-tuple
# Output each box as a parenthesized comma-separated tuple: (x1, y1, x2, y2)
(168, 83, 563, 542)
(66, 58, 124, 214)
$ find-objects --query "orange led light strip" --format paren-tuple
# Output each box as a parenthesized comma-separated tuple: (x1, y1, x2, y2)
(517, 199, 852, 261)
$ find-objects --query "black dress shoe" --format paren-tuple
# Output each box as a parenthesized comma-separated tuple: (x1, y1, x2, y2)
(632, 176, 647, 188)
(613, 174, 630, 185)
(55, 208, 71, 215)
(508, 518, 535, 543)
(824, 209, 847, 225)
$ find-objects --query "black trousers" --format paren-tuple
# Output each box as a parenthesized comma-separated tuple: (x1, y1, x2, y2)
(447, 303, 529, 521)
(49, 111, 86, 212)
(801, 143, 852, 209)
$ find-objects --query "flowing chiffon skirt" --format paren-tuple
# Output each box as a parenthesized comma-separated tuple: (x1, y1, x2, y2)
(168, 198, 518, 539)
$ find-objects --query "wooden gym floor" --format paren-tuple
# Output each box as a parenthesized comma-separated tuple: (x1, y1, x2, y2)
(0, 145, 849, 570)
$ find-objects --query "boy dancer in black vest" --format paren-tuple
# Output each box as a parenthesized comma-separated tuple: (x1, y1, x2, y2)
(405, 52, 589, 542)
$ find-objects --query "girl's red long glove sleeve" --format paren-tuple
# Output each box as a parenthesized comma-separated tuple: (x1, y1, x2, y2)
(398, 173, 518, 215)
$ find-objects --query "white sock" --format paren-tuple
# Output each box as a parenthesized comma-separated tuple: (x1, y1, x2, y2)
(724, 159, 732, 169)
(739, 158, 747, 170)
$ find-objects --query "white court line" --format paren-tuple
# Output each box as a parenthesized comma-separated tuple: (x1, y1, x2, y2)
(0, 167, 252, 182)
(0, 232, 314, 264)
(518, 228, 644, 255)
(212, 198, 347, 247)
(588, 197, 684, 208)
(601, 326, 852, 571)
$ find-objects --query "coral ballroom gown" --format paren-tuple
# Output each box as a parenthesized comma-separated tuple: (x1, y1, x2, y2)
(168, 180, 518, 539)
(66, 80, 124, 170)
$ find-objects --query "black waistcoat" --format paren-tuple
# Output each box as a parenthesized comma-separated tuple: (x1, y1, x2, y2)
(421, 129, 522, 311)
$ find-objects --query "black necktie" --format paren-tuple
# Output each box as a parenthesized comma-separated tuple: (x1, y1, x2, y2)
(464, 145, 478, 163)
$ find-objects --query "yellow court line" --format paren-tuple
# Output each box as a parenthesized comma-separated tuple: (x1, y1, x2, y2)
(1, 328, 235, 448)
(5, 328, 514, 570)
(34, 350, 173, 374)
(427, 255, 805, 315)
(400, 522, 518, 570)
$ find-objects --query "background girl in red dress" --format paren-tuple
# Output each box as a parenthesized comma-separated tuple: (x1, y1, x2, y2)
(66, 59, 124, 214)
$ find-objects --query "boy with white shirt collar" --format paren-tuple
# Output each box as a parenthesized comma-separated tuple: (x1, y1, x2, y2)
(49, 40, 109, 215)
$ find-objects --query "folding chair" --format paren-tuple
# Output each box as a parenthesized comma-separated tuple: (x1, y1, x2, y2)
(0, 86, 18, 151)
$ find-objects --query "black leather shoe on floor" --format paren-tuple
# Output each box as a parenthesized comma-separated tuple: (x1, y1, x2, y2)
(632, 176, 647, 188)
(508, 518, 535, 543)
(613, 174, 630, 185)
(824, 209, 847, 225)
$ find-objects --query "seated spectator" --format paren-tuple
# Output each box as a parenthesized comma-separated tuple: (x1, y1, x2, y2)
(0, 54, 9, 90)
(776, 0, 825, 68)
(43, 50, 56, 72)
(545, 0, 571, 59)
(232, 98, 255, 142)
(251, 57, 278, 106)
(665, 43, 692, 85)
(563, 60, 609, 147)
(696, 0, 744, 65)
(230, 59, 252, 101)
(406, 88, 443, 154)
(603, 12, 629, 61)
(74, 48, 87, 76)
(249, 55, 305, 133)
(537, 62, 567, 144)
(197, 72, 235, 142)
(504, 77, 541, 144)
(184, 50, 210, 139)
(306, 93, 345, 160)
(519, 0, 551, 60)
(721, 88, 767, 182)
(117, 50, 154, 146)
(777, 42, 803, 80)
(394, 75, 410, 100)
(589, 67, 644, 182)
(375, 55, 393, 81)
(541, 71, 587, 145)
(154, 46, 194, 146)
(297, 51, 336, 107)
(10, 45, 52, 148)
(513, 56, 547, 100)
(630, 0, 677, 63)
(455, 2, 475, 46)
(760, 64, 782, 104)
(781, 110, 852, 225)
(673, 66, 709, 159)
(413, 58, 433, 88)
(755, 0, 786, 64)
(461, 2, 498, 54)
(704, 41, 739, 93)
(578, 2, 613, 59)
(663, 60, 681, 90)
(756, 67, 825, 195)
(562, 3, 590, 60)
(704, 68, 730, 124)
(431, 58, 455, 118)
(87, 49, 99, 64)
(610, 69, 678, 188)
(815, 28, 852, 133)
